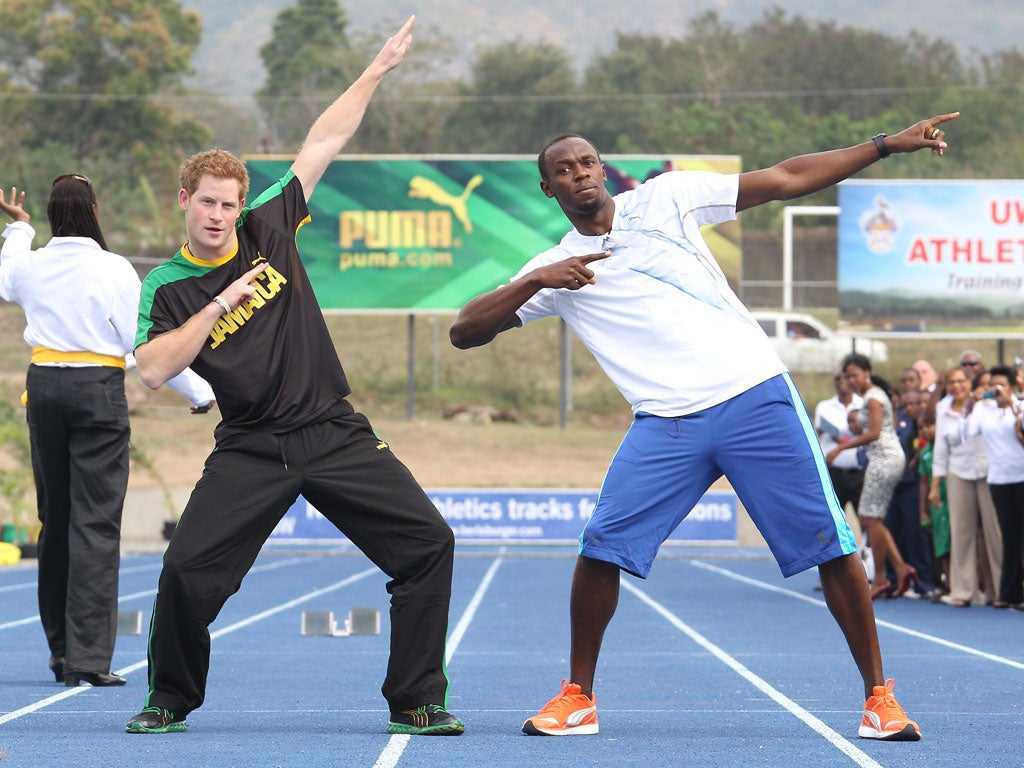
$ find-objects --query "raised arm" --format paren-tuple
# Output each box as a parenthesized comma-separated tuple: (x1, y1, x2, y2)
(449, 251, 610, 349)
(0, 187, 30, 224)
(0, 188, 35, 270)
(290, 15, 414, 201)
(736, 112, 959, 212)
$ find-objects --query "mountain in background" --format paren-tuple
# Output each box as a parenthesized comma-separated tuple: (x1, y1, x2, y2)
(180, 0, 1019, 103)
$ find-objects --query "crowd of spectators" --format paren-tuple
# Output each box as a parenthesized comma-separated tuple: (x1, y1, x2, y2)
(816, 348, 1024, 610)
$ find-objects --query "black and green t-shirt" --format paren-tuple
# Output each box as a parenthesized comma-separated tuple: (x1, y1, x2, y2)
(136, 172, 350, 435)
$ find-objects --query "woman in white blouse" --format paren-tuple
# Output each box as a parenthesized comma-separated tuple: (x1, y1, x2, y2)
(962, 365, 1024, 609)
(0, 178, 213, 687)
(930, 366, 1002, 607)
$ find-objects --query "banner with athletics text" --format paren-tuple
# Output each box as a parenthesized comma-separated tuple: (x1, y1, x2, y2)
(838, 180, 1024, 331)
(245, 155, 742, 311)
(268, 489, 738, 544)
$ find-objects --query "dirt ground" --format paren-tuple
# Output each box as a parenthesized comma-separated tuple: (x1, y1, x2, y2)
(125, 386, 634, 492)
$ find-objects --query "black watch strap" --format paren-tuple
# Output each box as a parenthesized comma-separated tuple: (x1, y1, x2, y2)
(872, 133, 890, 159)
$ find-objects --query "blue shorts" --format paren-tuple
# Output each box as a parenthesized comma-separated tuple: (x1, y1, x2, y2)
(579, 373, 857, 578)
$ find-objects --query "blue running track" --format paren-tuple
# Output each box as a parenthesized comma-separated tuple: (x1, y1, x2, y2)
(2, 543, 1022, 767)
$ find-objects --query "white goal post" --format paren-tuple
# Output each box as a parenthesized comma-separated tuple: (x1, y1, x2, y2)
(781, 205, 839, 311)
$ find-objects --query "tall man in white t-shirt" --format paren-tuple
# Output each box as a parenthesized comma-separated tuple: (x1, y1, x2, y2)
(450, 113, 959, 743)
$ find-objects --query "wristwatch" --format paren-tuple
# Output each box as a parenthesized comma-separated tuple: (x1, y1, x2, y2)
(872, 133, 890, 159)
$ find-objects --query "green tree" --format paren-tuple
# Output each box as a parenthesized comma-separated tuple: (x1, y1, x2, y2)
(573, 4, 1003, 233)
(441, 40, 578, 153)
(0, 0, 206, 174)
(0, 400, 37, 545)
(583, 12, 742, 153)
(946, 49, 1024, 178)
(0, 0, 210, 256)
(256, 0, 351, 152)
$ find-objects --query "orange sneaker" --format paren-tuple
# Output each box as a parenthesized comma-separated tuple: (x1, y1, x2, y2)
(522, 679, 599, 736)
(858, 678, 921, 741)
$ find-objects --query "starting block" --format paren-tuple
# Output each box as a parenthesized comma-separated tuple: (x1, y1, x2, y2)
(117, 610, 143, 635)
(301, 608, 380, 637)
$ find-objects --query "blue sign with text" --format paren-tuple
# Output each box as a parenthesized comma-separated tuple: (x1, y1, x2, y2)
(269, 488, 737, 544)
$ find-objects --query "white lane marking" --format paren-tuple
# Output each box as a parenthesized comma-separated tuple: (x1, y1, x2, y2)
(0, 559, 161, 595)
(622, 578, 886, 768)
(0, 581, 36, 594)
(371, 551, 504, 768)
(692, 560, 1024, 670)
(0, 565, 379, 727)
(0, 557, 315, 631)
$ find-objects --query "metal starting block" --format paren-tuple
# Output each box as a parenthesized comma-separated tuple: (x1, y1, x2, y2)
(301, 608, 380, 637)
(117, 610, 143, 635)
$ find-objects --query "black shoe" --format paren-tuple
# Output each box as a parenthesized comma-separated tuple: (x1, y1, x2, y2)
(126, 706, 187, 734)
(386, 704, 464, 735)
(64, 671, 127, 687)
(49, 656, 65, 683)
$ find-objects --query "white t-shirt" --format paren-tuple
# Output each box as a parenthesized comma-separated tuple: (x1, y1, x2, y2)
(814, 393, 864, 470)
(513, 171, 785, 416)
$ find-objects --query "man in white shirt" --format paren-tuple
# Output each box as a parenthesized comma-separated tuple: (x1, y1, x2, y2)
(816, 372, 866, 518)
(958, 349, 985, 384)
(451, 112, 958, 742)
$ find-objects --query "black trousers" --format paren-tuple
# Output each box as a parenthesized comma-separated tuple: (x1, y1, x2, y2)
(827, 466, 864, 513)
(26, 364, 129, 674)
(145, 401, 455, 718)
(989, 481, 1024, 605)
(885, 480, 937, 591)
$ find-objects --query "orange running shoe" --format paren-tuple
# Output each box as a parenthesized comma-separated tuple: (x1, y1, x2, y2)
(522, 679, 599, 736)
(858, 678, 921, 741)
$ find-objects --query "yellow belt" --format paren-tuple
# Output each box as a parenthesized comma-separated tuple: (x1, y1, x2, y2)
(22, 347, 127, 407)
(30, 346, 126, 369)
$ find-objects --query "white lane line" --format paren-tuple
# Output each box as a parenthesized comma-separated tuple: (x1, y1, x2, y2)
(116, 563, 165, 576)
(0, 581, 36, 594)
(0, 615, 40, 631)
(692, 560, 1024, 671)
(372, 551, 505, 768)
(622, 578, 885, 768)
(0, 561, 161, 595)
(0, 556, 316, 632)
(0, 566, 379, 727)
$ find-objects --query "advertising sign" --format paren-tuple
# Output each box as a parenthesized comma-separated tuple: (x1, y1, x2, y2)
(838, 180, 1024, 330)
(245, 155, 742, 311)
(269, 489, 738, 545)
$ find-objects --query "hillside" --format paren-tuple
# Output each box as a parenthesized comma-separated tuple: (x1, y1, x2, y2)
(179, 0, 1021, 103)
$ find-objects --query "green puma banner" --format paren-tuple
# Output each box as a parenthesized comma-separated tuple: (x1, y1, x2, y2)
(245, 155, 742, 312)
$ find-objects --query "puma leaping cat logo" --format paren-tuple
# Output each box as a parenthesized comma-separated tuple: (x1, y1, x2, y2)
(408, 174, 483, 233)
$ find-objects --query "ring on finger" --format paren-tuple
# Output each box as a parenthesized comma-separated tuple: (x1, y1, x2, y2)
(930, 128, 940, 139)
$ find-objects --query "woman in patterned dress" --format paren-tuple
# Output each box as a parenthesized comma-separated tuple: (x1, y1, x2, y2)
(827, 353, 919, 599)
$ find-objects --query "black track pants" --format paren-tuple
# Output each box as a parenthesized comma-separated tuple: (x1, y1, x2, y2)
(27, 365, 129, 674)
(143, 402, 455, 717)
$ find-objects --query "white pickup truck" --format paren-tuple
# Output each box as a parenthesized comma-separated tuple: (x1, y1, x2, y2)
(751, 311, 889, 374)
